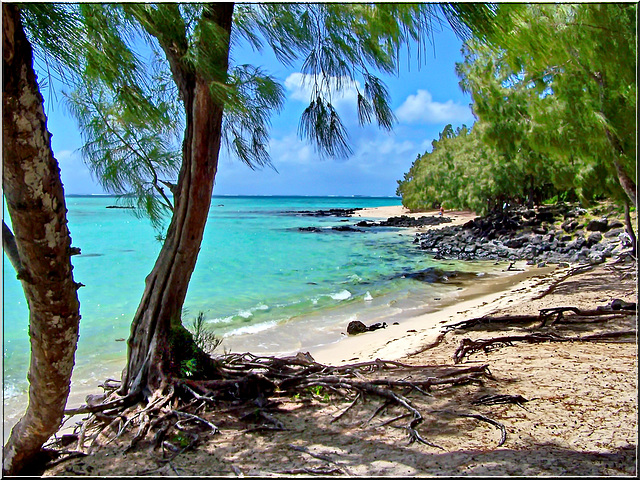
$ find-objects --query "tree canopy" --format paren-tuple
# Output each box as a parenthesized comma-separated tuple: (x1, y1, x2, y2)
(397, 3, 636, 215)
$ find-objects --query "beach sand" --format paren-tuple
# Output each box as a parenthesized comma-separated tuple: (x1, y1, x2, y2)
(353, 205, 477, 229)
(43, 206, 638, 477)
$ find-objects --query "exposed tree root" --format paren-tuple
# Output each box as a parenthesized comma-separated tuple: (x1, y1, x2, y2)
(446, 303, 636, 332)
(47, 353, 499, 468)
(453, 330, 636, 364)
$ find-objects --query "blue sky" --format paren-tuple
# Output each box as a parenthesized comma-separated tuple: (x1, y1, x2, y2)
(41, 15, 475, 197)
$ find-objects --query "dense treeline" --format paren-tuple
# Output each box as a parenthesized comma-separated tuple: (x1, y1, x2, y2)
(397, 3, 636, 216)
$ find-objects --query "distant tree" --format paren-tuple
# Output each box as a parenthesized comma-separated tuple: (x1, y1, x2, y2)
(460, 4, 636, 208)
(2, 4, 82, 475)
(398, 3, 636, 235)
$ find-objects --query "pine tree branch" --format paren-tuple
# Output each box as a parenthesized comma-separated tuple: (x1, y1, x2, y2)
(86, 93, 175, 212)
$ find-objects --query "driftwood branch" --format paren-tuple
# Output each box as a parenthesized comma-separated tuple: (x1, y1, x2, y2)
(454, 330, 636, 363)
(446, 303, 636, 332)
(533, 264, 593, 300)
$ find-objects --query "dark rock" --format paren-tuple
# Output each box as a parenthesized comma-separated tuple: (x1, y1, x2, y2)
(611, 299, 636, 311)
(605, 228, 625, 238)
(378, 215, 452, 228)
(586, 219, 609, 232)
(347, 321, 368, 335)
(505, 237, 527, 248)
(292, 208, 358, 217)
(413, 203, 628, 266)
(608, 220, 624, 229)
(586, 232, 603, 247)
(346, 320, 386, 335)
(535, 210, 556, 223)
(299, 227, 323, 232)
(562, 219, 580, 233)
(332, 225, 362, 232)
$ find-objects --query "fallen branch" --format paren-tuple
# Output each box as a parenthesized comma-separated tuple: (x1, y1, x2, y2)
(445, 304, 635, 332)
(444, 315, 540, 332)
(533, 264, 593, 300)
(471, 394, 530, 406)
(278, 467, 344, 475)
(454, 330, 637, 363)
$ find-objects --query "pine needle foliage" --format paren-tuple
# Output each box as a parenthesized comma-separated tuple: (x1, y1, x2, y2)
(398, 3, 636, 214)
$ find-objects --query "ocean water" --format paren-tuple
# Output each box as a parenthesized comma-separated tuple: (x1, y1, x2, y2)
(3, 195, 500, 436)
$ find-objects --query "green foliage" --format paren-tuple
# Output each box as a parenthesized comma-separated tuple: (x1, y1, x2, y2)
(187, 312, 223, 355)
(398, 3, 636, 214)
(169, 432, 192, 449)
(53, 2, 500, 220)
(180, 358, 198, 378)
(307, 385, 331, 402)
(496, 3, 636, 205)
(20, 3, 85, 84)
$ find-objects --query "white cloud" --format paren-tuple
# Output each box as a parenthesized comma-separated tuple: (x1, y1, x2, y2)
(284, 72, 360, 107)
(268, 133, 314, 165)
(395, 89, 473, 124)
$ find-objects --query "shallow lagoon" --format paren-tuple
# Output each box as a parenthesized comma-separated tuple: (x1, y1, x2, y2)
(3, 195, 500, 436)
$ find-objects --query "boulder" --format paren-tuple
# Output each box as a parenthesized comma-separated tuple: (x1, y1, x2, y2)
(608, 220, 624, 229)
(586, 232, 603, 247)
(586, 218, 609, 232)
(347, 320, 368, 335)
(562, 219, 580, 233)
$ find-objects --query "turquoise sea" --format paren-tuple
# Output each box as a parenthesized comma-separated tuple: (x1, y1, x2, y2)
(3, 195, 502, 437)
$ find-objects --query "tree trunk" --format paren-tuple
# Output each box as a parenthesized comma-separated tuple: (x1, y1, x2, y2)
(624, 202, 637, 258)
(120, 3, 234, 397)
(2, 4, 82, 475)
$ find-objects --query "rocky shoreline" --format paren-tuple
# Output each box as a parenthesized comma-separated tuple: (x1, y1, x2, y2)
(297, 203, 634, 266)
(413, 203, 633, 265)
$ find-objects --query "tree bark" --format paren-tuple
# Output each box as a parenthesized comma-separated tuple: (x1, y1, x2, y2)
(120, 3, 235, 397)
(624, 202, 637, 257)
(2, 4, 82, 475)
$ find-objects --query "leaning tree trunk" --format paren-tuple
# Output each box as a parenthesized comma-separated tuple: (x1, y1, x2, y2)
(120, 3, 234, 398)
(2, 4, 82, 475)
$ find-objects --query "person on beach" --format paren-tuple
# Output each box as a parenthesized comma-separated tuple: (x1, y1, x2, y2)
(439, 205, 444, 216)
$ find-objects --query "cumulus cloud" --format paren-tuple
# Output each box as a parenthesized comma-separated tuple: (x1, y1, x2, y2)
(395, 89, 473, 124)
(267, 133, 315, 165)
(284, 72, 360, 107)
